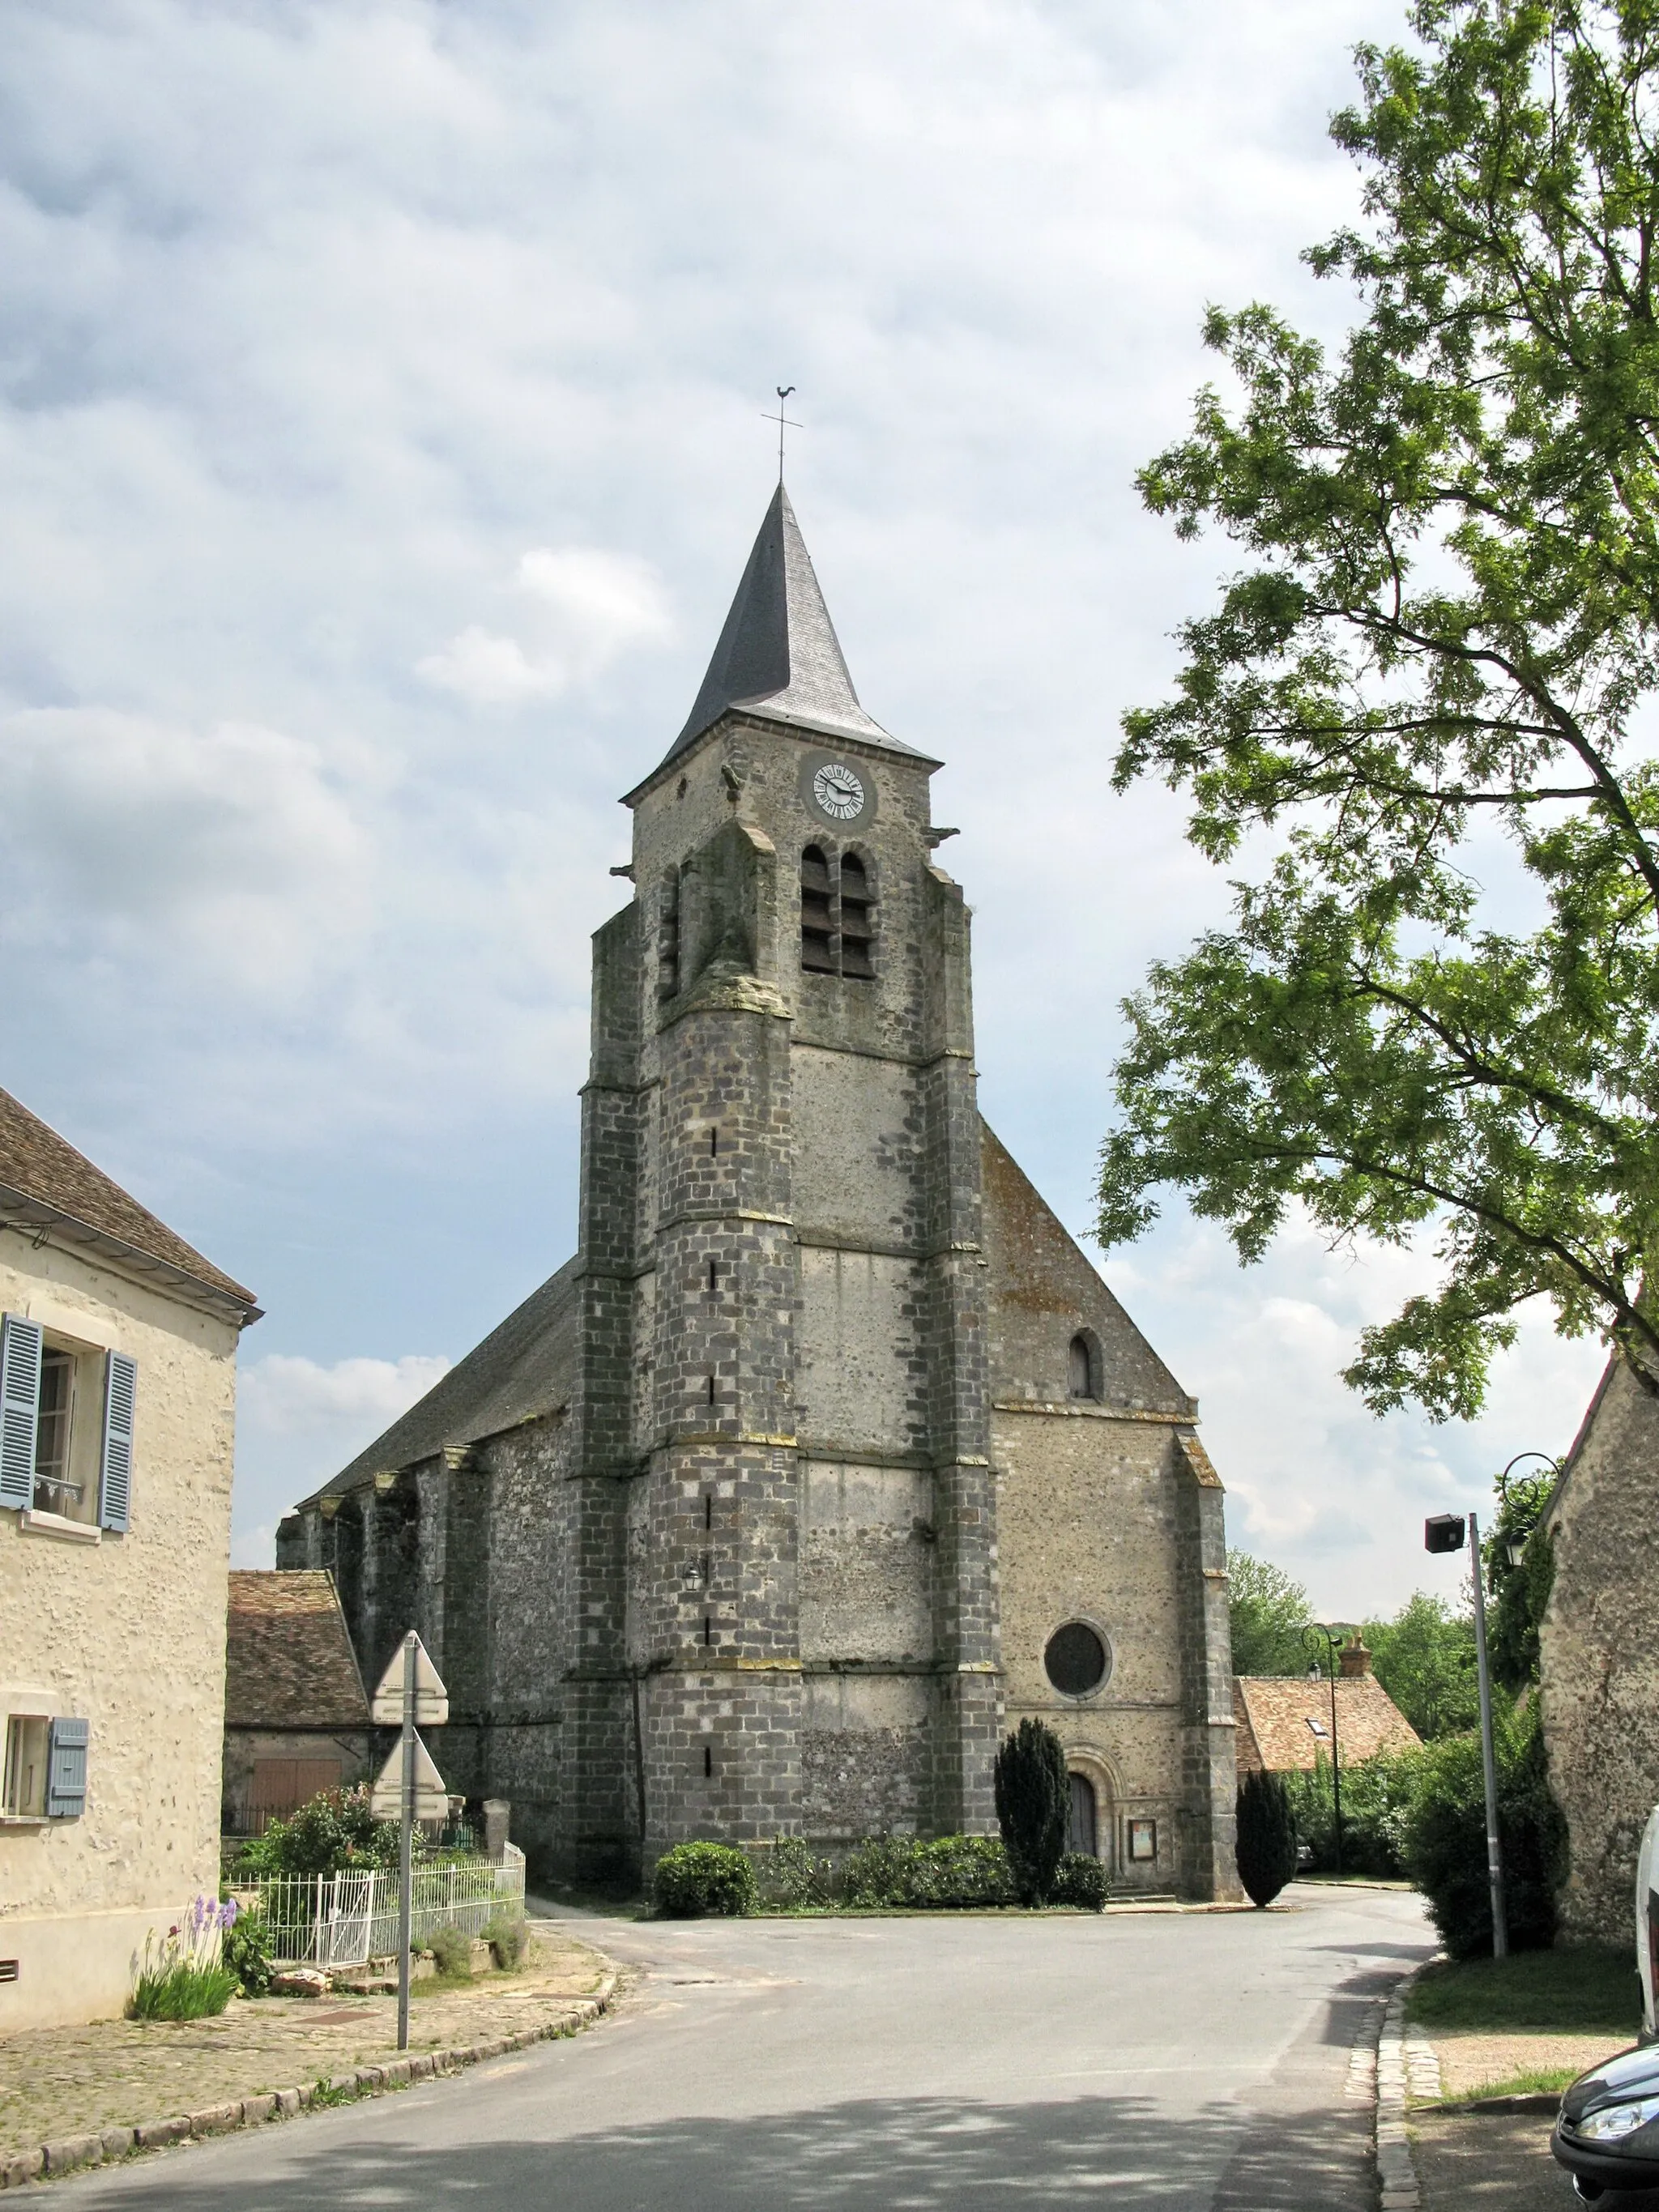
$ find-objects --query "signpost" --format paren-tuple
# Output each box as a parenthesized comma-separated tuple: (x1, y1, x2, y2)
(369, 1631, 450, 2051)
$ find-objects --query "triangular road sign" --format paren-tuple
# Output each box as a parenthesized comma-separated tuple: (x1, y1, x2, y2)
(369, 1731, 452, 1822)
(370, 1633, 449, 1725)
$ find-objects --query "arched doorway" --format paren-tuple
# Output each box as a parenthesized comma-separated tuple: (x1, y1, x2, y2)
(1067, 1770, 1097, 1858)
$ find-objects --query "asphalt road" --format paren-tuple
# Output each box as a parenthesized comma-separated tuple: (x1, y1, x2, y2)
(55, 1882, 1435, 2212)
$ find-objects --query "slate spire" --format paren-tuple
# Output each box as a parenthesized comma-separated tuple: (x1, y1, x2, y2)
(662, 484, 921, 765)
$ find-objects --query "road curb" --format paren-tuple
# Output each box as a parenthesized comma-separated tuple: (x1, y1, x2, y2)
(0, 1975, 616, 2191)
(1376, 1958, 1443, 2210)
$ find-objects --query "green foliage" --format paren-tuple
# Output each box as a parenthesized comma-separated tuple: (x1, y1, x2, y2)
(1409, 1942, 1640, 2035)
(483, 1914, 529, 1971)
(1235, 1768, 1300, 1905)
(993, 1718, 1070, 1906)
(1283, 1749, 1422, 1876)
(1098, 0, 1659, 1418)
(1403, 1698, 1567, 1958)
(1227, 1550, 1314, 1675)
(1362, 1593, 1480, 1740)
(240, 1787, 404, 1877)
(424, 1925, 473, 1978)
(1484, 1471, 1559, 1693)
(129, 1912, 239, 2021)
(220, 1908, 274, 1997)
(1050, 1852, 1110, 1911)
(752, 1836, 838, 1910)
(653, 1841, 757, 1919)
(839, 1835, 1017, 1909)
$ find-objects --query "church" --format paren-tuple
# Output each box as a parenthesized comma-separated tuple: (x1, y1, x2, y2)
(278, 484, 1239, 1899)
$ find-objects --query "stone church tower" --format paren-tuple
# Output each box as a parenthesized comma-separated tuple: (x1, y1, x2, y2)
(280, 485, 1239, 1897)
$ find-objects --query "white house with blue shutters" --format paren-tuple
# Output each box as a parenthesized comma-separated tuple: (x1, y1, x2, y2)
(0, 1085, 259, 2029)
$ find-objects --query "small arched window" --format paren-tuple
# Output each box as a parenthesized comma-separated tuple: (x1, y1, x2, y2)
(800, 846, 835, 973)
(1068, 1334, 1095, 1400)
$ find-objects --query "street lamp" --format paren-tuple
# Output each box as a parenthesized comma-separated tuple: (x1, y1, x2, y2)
(1423, 1507, 1508, 1958)
(1303, 1622, 1344, 1878)
(1495, 1451, 1563, 1568)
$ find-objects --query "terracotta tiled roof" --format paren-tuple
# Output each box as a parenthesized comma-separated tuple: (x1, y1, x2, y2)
(1234, 1675, 1422, 1774)
(0, 1085, 257, 1317)
(225, 1570, 371, 1731)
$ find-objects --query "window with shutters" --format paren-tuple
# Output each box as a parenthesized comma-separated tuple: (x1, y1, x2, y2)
(0, 1314, 135, 1532)
(800, 846, 876, 980)
(2, 1715, 49, 1818)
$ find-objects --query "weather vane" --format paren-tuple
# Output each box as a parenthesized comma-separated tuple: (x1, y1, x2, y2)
(763, 386, 800, 482)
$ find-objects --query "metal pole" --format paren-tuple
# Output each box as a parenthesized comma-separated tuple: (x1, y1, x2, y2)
(397, 1630, 416, 2051)
(1469, 1512, 1508, 1958)
(1328, 1639, 1343, 1878)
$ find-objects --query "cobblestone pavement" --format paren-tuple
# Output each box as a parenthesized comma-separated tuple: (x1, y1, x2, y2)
(0, 1928, 612, 2163)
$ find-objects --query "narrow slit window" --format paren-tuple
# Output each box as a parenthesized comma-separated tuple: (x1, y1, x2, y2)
(1068, 1335, 1096, 1400)
(707, 1259, 719, 1294)
(703, 1743, 713, 1777)
(800, 845, 836, 973)
(702, 1615, 712, 1646)
(710, 1126, 719, 1157)
(706, 1373, 716, 1406)
(704, 1492, 713, 1531)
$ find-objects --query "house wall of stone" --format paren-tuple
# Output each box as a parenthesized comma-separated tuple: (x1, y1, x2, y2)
(0, 1227, 242, 2027)
(1541, 1355, 1659, 1941)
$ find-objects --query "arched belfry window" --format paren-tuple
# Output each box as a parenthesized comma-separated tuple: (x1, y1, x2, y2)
(800, 846, 876, 981)
(800, 846, 835, 973)
(1068, 1334, 1096, 1400)
(838, 853, 874, 979)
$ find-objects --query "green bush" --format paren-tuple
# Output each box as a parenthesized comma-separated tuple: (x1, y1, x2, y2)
(1235, 1769, 1299, 1907)
(653, 1841, 757, 1918)
(1051, 1853, 1109, 1911)
(425, 1925, 473, 1978)
(241, 1787, 403, 1877)
(838, 1835, 1018, 1909)
(753, 1837, 836, 1910)
(1282, 1750, 1421, 1877)
(129, 1911, 239, 2022)
(1403, 1698, 1566, 1959)
(993, 1719, 1069, 1906)
(220, 1907, 275, 1997)
(484, 1914, 530, 1970)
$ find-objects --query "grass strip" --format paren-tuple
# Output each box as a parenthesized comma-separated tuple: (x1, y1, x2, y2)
(1408, 1946, 1639, 2035)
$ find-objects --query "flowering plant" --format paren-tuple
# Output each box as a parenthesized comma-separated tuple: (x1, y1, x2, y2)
(130, 1894, 240, 2019)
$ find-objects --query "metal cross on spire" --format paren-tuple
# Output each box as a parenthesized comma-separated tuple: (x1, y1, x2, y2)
(763, 385, 800, 481)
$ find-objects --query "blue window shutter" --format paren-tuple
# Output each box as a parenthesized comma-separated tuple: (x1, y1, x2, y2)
(99, 1352, 135, 1532)
(0, 1313, 41, 1510)
(46, 1717, 88, 1818)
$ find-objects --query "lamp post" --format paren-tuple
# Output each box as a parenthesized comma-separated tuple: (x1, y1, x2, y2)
(1424, 1507, 1508, 1958)
(1303, 1622, 1344, 1878)
(1495, 1451, 1563, 1568)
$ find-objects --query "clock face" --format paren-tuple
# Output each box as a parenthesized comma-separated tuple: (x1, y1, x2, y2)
(812, 761, 866, 821)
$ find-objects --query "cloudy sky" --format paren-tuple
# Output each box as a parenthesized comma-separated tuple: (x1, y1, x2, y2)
(0, 0, 1603, 1617)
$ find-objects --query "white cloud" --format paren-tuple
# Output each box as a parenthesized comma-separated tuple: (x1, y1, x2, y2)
(417, 548, 673, 705)
(232, 1351, 451, 1566)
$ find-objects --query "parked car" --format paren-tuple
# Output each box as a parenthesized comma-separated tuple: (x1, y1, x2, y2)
(1553, 1804, 1659, 2203)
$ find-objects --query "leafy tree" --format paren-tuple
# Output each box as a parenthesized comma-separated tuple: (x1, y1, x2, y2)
(993, 1718, 1069, 1906)
(1228, 1549, 1316, 1674)
(1484, 1468, 1560, 1690)
(1363, 1591, 1481, 1738)
(1098, 0, 1659, 1420)
(1236, 1768, 1300, 1904)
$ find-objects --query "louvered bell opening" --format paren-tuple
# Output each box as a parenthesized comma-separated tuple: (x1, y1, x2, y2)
(838, 854, 874, 979)
(801, 846, 837, 971)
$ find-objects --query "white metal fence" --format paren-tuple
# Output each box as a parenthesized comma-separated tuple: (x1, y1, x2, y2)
(248, 1856, 525, 1970)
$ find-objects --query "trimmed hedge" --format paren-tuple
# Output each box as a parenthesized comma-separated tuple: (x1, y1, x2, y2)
(1051, 1852, 1110, 1911)
(653, 1841, 757, 1918)
(840, 1835, 1018, 1909)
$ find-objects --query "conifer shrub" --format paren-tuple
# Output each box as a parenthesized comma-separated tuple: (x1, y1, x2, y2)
(993, 1718, 1069, 1905)
(653, 1840, 757, 1918)
(1235, 1768, 1299, 1907)
(1051, 1852, 1110, 1911)
(1403, 1699, 1566, 1958)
